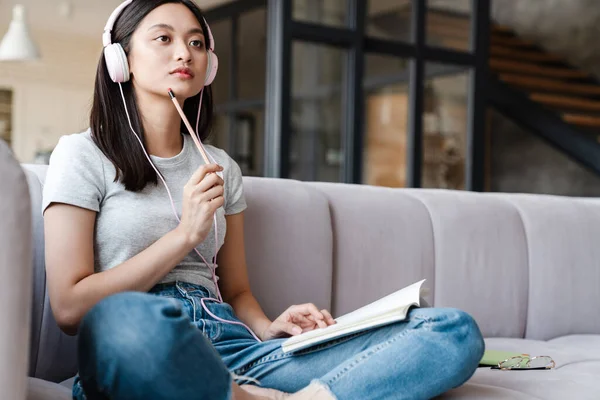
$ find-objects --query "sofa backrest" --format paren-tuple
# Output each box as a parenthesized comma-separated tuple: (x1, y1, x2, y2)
(20, 164, 600, 383)
(22, 165, 78, 383)
(309, 182, 600, 341)
(1, 143, 33, 400)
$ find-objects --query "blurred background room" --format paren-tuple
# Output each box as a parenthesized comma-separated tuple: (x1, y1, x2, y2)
(2, 0, 600, 196)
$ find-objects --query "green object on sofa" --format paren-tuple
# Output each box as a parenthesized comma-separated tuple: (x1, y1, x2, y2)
(479, 350, 528, 367)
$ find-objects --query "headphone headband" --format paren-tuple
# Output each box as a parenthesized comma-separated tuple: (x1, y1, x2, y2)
(103, 0, 133, 47)
(102, 0, 215, 51)
(203, 17, 215, 51)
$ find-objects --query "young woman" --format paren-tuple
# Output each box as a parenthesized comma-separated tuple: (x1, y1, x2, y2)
(42, 1, 485, 399)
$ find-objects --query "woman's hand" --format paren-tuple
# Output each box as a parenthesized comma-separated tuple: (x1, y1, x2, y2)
(260, 303, 337, 341)
(176, 163, 224, 248)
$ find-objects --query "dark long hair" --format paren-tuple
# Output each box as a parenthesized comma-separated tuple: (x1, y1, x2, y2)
(90, 0, 214, 192)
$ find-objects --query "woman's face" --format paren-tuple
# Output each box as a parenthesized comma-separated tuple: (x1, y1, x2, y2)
(128, 3, 208, 100)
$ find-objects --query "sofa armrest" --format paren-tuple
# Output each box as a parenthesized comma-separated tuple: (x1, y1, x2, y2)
(0, 141, 33, 400)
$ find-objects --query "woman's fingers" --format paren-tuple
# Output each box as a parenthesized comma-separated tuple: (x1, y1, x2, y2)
(201, 184, 224, 202)
(196, 171, 224, 192)
(304, 310, 336, 326)
(289, 304, 327, 329)
(321, 309, 336, 325)
(188, 163, 223, 185)
(275, 320, 302, 336)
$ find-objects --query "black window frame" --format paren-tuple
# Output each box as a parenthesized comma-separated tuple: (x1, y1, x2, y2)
(207, 0, 491, 190)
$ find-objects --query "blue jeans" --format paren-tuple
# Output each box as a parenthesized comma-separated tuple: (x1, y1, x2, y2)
(73, 282, 484, 400)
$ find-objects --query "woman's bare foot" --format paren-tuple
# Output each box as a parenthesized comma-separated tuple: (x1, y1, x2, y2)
(231, 381, 289, 400)
(234, 381, 336, 400)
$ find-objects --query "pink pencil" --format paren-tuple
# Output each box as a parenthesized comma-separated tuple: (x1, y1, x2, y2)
(168, 88, 211, 165)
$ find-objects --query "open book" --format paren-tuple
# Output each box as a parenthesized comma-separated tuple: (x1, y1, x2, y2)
(281, 279, 426, 353)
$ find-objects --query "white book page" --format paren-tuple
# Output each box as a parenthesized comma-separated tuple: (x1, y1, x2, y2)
(282, 279, 426, 351)
(282, 305, 412, 353)
(334, 279, 425, 325)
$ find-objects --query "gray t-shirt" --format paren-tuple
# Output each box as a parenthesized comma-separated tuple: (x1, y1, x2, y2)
(42, 129, 247, 298)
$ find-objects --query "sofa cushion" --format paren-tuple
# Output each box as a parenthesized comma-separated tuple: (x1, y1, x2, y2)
(403, 190, 530, 339)
(1, 142, 33, 400)
(439, 382, 541, 399)
(307, 182, 436, 318)
(221, 177, 334, 321)
(22, 167, 78, 383)
(498, 194, 600, 341)
(440, 336, 600, 399)
(60, 376, 76, 390)
(27, 377, 70, 400)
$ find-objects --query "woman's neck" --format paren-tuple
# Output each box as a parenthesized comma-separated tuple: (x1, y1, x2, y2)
(136, 91, 185, 158)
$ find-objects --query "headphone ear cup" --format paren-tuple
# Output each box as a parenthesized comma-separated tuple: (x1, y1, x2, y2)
(104, 43, 130, 83)
(204, 50, 218, 86)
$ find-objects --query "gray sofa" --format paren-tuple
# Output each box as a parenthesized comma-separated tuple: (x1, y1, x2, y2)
(2, 139, 600, 399)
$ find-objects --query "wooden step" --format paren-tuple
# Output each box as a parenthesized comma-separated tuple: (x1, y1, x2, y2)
(428, 15, 517, 36)
(490, 45, 564, 63)
(499, 74, 600, 96)
(491, 36, 536, 47)
(562, 113, 600, 128)
(427, 23, 469, 40)
(428, 24, 543, 42)
(433, 38, 469, 51)
(492, 24, 513, 34)
(423, 14, 524, 40)
(428, 24, 513, 40)
(530, 93, 600, 112)
(426, 20, 513, 35)
(426, 12, 469, 29)
(490, 59, 589, 79)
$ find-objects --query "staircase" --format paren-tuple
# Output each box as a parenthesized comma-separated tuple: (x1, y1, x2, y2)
(426, 10, 600, 175)
(490, 26, 600, 127)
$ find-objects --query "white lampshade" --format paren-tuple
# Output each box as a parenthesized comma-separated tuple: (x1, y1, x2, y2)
(0, 4, 40, 61)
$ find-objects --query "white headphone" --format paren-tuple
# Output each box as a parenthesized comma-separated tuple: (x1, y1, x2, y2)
(102, 0, 219, 86)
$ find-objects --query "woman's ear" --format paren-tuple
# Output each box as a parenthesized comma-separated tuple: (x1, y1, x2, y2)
(123, 41, 134, 78)
(125, 52, 135, 79)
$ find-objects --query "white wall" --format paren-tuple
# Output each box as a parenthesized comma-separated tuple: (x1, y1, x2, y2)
(0, 0, 233, 164)
(0, 29, 100, 163)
